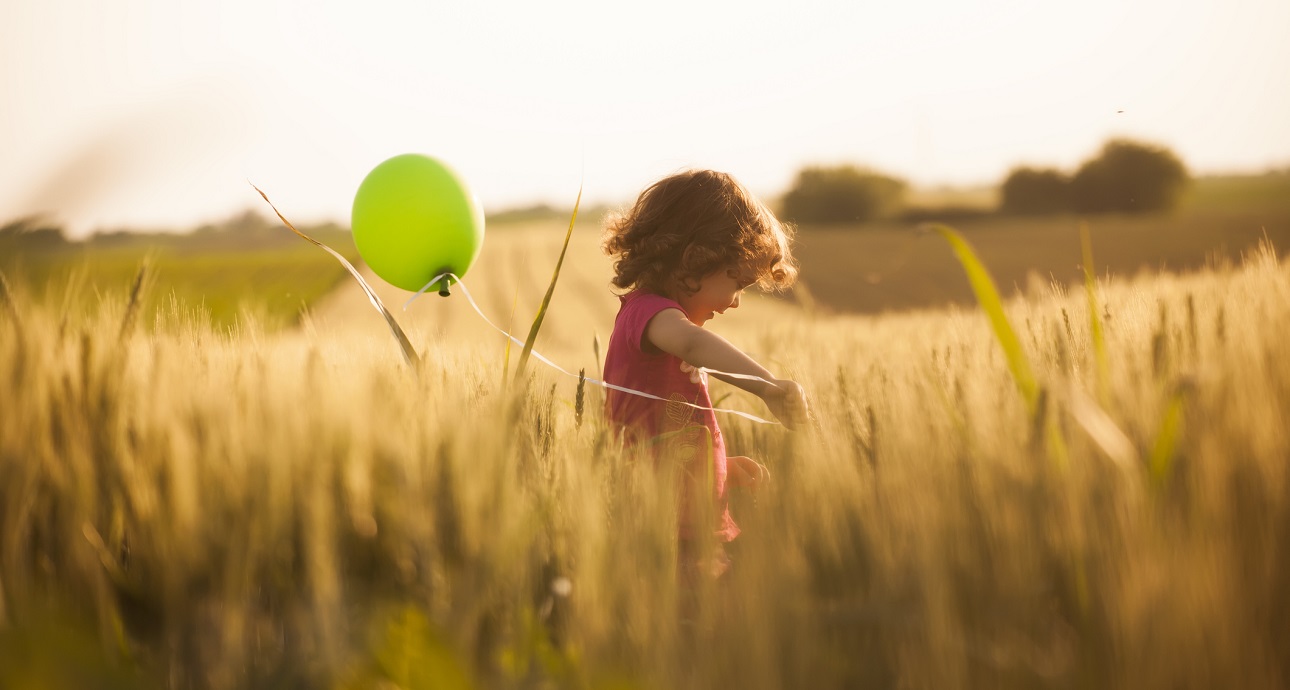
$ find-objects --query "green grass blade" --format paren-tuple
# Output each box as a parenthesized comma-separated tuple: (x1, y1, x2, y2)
(515, 185, 582, 380)
(0, 271, 21, 338)
(1148, 380, 1192, 486)
(502, 285, 519, 388)
(927, 223, 1038, 411)
(1081, 223, 1110, 404)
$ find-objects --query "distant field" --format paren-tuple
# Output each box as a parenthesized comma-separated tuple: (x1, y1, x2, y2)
(786, 173, 1290, 314)
(0, 221, 359, 329)
(792, 209, 1290, 315)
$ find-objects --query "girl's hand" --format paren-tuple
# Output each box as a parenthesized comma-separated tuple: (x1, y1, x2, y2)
(762, 378, 810, 430)
(679, 360, 707, 385)
(727, 455, 770, 492)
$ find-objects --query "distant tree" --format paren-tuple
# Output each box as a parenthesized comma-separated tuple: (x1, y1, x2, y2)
(782, 165, 906, 224)
(219, 209, 272, 233)
(1071, 139, 1189, 213)
(1000, 167, 1071, 215)
(0, 217, 67, 248)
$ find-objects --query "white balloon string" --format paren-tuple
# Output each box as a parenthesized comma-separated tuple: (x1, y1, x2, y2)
(402, 275, 452, 311)
(408, 273, 781, 425)
(252, 183, 420, 366)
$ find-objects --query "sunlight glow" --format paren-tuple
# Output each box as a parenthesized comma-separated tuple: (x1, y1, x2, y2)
(2, 0, 1287, 235)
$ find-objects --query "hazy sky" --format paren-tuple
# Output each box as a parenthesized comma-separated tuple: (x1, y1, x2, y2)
(2, 0, 1288, 236)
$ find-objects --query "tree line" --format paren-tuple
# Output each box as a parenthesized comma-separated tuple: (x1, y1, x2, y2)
(780, 138, 1190, 224)
(4, 138, 1192, 242)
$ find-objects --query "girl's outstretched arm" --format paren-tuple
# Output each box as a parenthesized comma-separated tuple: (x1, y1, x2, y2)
(645, 308, 809, 427)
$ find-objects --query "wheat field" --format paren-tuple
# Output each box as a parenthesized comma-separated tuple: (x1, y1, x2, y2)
(1, 226, 1288, 689)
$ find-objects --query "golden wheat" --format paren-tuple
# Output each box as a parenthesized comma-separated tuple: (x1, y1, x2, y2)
(1, 234, 1288, 689)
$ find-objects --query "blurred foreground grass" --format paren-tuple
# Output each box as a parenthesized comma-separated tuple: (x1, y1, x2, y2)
(1, 229, 1288, 689)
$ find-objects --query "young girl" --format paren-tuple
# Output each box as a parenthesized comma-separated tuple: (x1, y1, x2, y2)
(601, 169, 809, 578)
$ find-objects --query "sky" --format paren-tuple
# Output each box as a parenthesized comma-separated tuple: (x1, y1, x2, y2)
(2, 0, 1288, 237)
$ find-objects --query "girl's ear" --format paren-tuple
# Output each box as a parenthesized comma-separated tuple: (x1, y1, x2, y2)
(674, 274, 701, 297)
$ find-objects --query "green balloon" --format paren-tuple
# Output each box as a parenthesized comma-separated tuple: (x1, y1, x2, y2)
(351, 154, 485, 292)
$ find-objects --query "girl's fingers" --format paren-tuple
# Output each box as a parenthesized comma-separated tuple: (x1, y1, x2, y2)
(679, 361, 703, 384)
(728, 456, 769, 490)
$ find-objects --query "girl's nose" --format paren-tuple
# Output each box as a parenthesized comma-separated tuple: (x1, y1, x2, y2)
(731, 293, 741, 309)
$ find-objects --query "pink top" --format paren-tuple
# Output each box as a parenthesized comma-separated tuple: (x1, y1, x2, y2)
(603, 291, 737, 541)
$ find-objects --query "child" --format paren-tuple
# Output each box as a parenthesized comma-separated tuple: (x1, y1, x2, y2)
(601, 169, 809, 579)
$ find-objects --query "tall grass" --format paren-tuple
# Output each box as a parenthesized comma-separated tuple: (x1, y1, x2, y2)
(1, 241, 1288, 689)
(516, 186, 581, 381)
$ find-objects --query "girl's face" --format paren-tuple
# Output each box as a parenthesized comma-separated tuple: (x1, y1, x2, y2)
(676, 265, 756, 326)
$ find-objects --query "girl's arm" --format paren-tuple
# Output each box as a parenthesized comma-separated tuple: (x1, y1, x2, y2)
(645, 308, 809, 427)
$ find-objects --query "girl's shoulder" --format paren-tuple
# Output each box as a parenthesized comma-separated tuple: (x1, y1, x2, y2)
(613, 291, 685, 355)
(618, 290, 683, 323)
(621, 289, 679, 309)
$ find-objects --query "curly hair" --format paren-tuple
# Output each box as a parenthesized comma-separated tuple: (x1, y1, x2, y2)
(602, 170, 798, 297)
